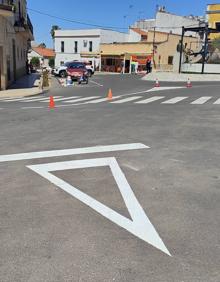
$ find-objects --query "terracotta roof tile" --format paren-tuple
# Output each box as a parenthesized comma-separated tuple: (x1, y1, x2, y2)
(32, 47, 55, 57)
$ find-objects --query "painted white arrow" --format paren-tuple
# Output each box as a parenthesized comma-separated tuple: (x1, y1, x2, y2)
(28, 157, 171, 256)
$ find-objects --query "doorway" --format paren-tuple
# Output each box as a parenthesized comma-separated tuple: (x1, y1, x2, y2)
(125, 60, 130, 73)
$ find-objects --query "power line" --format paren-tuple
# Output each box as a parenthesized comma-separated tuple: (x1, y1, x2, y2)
(28, 8, 204, 32)
(27, 8, 128, 31)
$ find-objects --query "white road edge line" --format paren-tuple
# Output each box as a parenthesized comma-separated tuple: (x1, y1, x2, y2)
(0, 143, 149, 163)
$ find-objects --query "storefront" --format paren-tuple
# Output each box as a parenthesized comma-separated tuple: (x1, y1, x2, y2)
(101, 55, 124, 72)
(101, 53, 152, 73)
(100, 42, 153, 73)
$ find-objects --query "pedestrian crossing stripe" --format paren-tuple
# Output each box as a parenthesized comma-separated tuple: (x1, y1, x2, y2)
(191, 97, 212, 104)
(135, 96, 165, 104)
(162, 97, 188, 104)
(1, 95, 220, 105)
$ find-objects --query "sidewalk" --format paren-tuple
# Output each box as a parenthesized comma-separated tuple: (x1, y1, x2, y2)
(0, 73, 43, 98)
(142, 72, 220, 82)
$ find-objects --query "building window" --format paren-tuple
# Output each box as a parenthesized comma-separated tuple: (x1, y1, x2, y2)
(83, 40, 88, 47)
(216, 22, 220, 31)
(61, 41, 64, 53)
(60, 61, 64, 66)
(74, 41, 78, 53)
(89, 41, 93, 52)
(168, 56, 173, 65)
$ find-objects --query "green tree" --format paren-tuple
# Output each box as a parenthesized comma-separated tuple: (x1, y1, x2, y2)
(38, 43, 46, 48)
(49, 58, 55, 68)
(30, 57, 40, 67)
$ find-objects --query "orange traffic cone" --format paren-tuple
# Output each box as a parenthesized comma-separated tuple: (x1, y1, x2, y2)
(49, 96, 55, 109)
(186, 78, 192, 88)
(108, 88, 113, 100)
(155, 78, 160, 87)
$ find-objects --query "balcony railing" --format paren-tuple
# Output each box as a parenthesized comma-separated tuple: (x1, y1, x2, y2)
(0, 0, 14, 15)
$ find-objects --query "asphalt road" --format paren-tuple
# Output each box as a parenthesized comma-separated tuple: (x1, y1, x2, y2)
(0, 74, 220, 282)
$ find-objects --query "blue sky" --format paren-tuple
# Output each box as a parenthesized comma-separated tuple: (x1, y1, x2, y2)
(28, 0, 215, 48)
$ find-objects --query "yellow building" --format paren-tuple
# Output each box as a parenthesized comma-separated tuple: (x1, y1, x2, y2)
(207, 3, 220, 39)
(100, 30, 199, 72)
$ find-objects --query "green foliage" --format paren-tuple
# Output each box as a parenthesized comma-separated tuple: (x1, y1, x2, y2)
(50, 25, 61, 39)
(49, 58, 55, 68)
(30, 57, 40, 67)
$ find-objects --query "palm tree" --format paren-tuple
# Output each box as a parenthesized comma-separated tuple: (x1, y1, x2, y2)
(50, 25, 60, 50)
(50, 25, 60, 40)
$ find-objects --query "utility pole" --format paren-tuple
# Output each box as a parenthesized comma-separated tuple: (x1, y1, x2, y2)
(179, 26, 185, 73)
(152, 26, 156, 69)
(201, 24, 209, 74)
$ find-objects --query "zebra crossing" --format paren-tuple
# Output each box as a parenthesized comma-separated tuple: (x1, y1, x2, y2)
(0, 95, 220, 106)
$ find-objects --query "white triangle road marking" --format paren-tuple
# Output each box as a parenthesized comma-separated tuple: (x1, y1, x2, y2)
(27, 157, 171, 256)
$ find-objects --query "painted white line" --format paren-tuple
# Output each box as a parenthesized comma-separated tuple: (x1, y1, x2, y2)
(2, 97, 28, 102)
(191, 97, 212, 104)
(89, 80, 103, 87)
(22, 97, 51, 102)
(21, 106, 44, 109)
(147, 86, 184, 93)
(0, 97, 23, 101)
(162, 97, 188, 104)
(64, 96, 100, 103)
(28, 157, 170, 256)
(0, 143, 149, 163)
(40, 97, 74, 103)
(47, 97, 81, 102)
(81, 96, 122, 104)
(111, 96, 143, 104)
(135, 96, 165, 104)
(213, 98, 220, 104)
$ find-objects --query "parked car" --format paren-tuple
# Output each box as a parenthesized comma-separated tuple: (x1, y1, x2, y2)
(66, 63, 89, 84)
(53, 61, 94, 78)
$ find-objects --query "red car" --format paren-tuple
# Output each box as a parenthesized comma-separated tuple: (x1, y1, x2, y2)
(66, 62, 89, 84)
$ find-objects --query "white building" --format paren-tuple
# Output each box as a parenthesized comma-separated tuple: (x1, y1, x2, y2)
(54, 29, 127, 69)
(0, 0, 34, 90)
(28, 46, 55, 68)
(133, 8, 205, 36)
